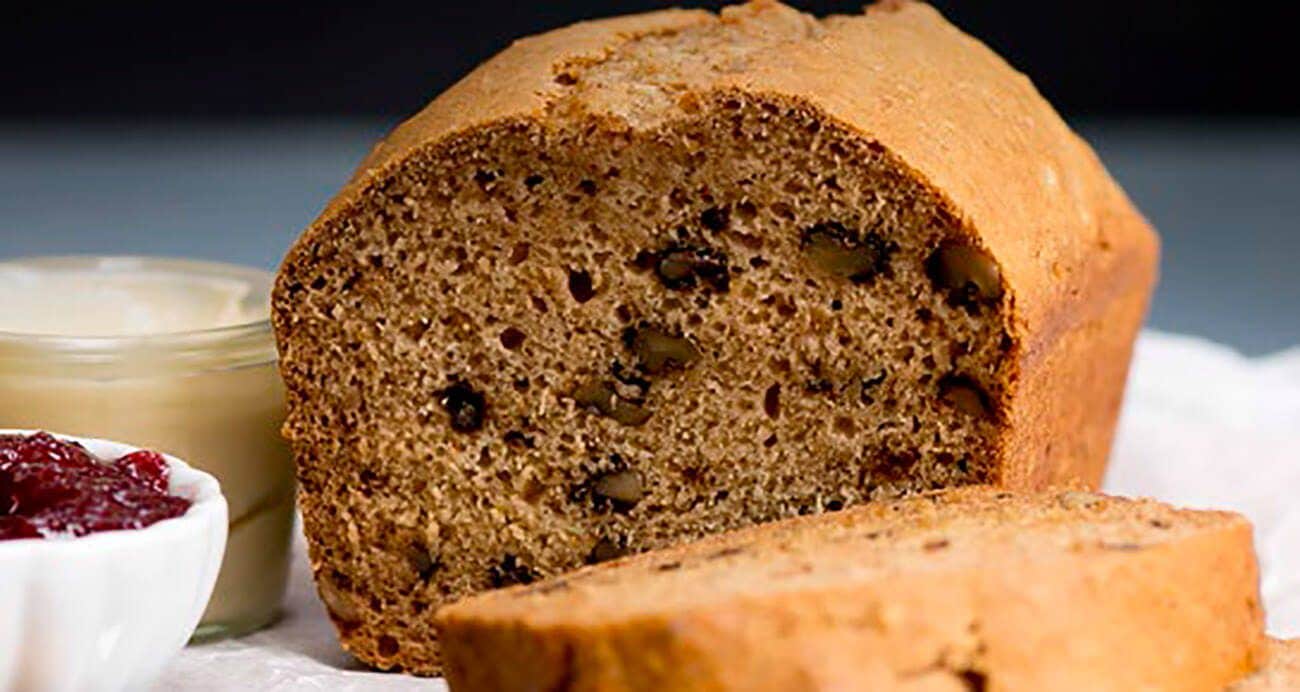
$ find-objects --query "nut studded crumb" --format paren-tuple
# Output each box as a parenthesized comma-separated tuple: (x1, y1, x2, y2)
(436, 488, 1267, 691)
(272, 0, 1158, 674)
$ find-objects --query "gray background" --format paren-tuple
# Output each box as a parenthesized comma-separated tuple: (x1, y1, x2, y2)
(2, 119, 1297, 355)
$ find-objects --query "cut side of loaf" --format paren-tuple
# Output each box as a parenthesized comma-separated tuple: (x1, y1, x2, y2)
(1230, 640, 1300, 691)
(437, 488, 1266, 692)
(272, 0, 1158, 673)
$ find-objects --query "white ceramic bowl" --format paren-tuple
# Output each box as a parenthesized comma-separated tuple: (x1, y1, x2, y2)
(0, 430, 227, 692)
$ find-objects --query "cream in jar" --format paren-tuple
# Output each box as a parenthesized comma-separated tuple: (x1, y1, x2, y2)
(0, 256, 295, 641)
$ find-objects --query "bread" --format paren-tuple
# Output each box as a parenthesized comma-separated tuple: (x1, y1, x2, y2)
(1230, 640, 1300, 691)
(435, 488, 1264, 691)
(271, 0, 1158, 672)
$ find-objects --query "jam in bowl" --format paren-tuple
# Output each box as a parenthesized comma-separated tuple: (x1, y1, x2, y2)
(0, 432, 191, 540)
(0, 429, 226, 692)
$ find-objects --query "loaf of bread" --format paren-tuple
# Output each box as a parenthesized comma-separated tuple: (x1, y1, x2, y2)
(272, 0, 1158, 672)
(436, 488, 1265, 691)
(1231, 640, 1300, 691)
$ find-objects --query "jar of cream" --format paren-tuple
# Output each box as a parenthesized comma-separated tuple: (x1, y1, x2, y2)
(0, 256, 295, 641)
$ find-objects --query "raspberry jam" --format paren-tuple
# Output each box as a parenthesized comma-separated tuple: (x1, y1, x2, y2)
(0, 432, 191, 541)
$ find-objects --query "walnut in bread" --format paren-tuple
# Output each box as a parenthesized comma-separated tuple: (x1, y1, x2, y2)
(436, 488, 1266, 691)
(272, 0, 1158, 673)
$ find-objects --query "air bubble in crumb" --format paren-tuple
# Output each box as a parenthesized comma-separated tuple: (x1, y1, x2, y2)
(509, 243, 530, 264)
(500, 327, 526, 350)
(763, 384, 781, 418)
(568, 270, 596, 303)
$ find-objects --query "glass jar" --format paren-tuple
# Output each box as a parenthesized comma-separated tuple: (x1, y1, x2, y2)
(0, 256, 295, 642)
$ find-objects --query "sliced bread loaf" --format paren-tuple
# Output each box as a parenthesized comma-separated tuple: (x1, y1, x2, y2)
(1231, 640, 1300, 691)
(436, 488, 1265, 691)
(272, 0, 1157, 672)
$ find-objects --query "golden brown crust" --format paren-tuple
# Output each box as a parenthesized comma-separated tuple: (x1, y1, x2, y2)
(1231, 639, 1300, 691)
(281, 0, 1156, 489)
(436, 488, 1265, 691)
(314, 6, 714, 225)
(274, 0, 1158, 674)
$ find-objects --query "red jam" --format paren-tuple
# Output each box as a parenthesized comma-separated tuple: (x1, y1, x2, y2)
(0, 432, 191, 541)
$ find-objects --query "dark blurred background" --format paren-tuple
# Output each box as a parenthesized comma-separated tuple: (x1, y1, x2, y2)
(6, 1, 1300, 118)
(2, 1, 1297, 353)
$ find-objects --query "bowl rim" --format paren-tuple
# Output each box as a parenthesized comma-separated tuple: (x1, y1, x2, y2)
(0, 428, 226, 554)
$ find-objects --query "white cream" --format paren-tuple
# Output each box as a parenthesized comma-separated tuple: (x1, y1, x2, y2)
(0, 260, 261, 337)
(0, 256, 293, 641)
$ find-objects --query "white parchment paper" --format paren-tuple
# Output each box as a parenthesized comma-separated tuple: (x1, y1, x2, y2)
(155, 331, 1300, 690)
(1106, 332, 1300, 638)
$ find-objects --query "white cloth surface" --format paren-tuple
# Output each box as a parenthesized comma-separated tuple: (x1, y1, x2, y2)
(156, 330, 1300, 690)
(1106, 332, 1300, 638)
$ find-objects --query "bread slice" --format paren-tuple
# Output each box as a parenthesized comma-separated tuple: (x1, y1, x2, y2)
(272, 0, 1158, 672)
(1231, 640, 1300, 691)
(436, 488, 1265, 691)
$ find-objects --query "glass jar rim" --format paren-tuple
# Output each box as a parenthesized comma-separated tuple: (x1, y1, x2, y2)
(0, 255, 278, 374)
